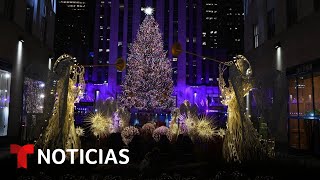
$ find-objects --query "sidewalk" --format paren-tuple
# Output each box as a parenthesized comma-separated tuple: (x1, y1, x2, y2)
(276, 151, 320, 169)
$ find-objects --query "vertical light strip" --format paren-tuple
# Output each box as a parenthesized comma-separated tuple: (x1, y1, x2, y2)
(276, 47, 282, 71)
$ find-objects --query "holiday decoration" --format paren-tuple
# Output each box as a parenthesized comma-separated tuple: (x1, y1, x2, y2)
(117, 107, 130, 131)
(171, 42, 183, 57)
(75, 126, 85, 137)
(112, 111, 121, 133)
(120, 14, 173, 110)
(121, 126, 140, 145)
(83, 98, 130, 139)
(169, 108, 180, 135)
(218, 55, 262, 162)
(169, 122, 179, 138)
(195, 116, 220, 141)
(178, 117, 189, 135)
(24, 78, 45, 113)
(143, 7, 154, 15)
(38, 54, 85, 151)
(171, 37, 273, 161)
(94, 98, 130, 133)
(169, 101, 224, 142)
(115, 57, 126, 72)
(141, 122, 156, 135)
(185, 116, 197, 135)
(170, 101, 199, 137)
(85, 112, 112, 138)
(217, 128, 226, 138)
(153, 126, 172, 142)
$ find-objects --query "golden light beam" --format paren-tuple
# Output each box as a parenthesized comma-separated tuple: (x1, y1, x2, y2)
(171, 42, 226, 64)
(81, 57, 126, 71)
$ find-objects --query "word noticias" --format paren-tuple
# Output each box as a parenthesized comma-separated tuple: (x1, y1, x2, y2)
(10, 144, 130, 169)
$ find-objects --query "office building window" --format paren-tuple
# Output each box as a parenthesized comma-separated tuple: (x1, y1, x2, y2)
(287, 0, 297, 27)
(267, 9, 275, 39)
(253, 24, 259, 48)
(287, 63, 320, 154)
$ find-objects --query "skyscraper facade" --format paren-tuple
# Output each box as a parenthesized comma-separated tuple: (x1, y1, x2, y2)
(203, 0, 243, 57)
(243, 0, 320, 154)
(54, 0, 94, 64)
(0, 0, 56, 139)
(202, 0, 244, 86)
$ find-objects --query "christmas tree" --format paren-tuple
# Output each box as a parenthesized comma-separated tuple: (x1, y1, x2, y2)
(120, 13, 173, 110)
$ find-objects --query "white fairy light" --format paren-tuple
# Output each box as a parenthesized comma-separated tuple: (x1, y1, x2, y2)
(120, 13, 173, 110)
(75, 126, 85, 137)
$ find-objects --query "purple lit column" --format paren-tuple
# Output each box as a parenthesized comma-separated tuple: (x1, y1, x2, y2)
(168, 0, 173, 60)
(196, 0, 202, 84)
(205, 59, 210, 84)
(145, 0, 152, 7)
(122, 0, 128, 76)
(103, 0, 109, 82)
(132, 0, 141, 41)
(178, 0, 187, 105)
(156, 0, 164, 33)
(93, 0, 101, 81)
(108, 0, 119, 97)
(188, 1, 194, 85)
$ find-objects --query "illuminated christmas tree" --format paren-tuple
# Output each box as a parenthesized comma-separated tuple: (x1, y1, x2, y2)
(120, 12, 173, 110)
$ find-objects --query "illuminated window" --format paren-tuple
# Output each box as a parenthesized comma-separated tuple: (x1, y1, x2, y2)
(0, 70, 11, 136)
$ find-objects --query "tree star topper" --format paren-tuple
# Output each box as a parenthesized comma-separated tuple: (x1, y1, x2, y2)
(143, 7, 154, 15)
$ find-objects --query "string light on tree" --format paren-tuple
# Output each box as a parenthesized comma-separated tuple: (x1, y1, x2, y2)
(120, 13, 173, 110)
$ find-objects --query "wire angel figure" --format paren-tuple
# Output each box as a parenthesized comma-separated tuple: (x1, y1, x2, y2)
(38, 54, 85, 152)
(218, 55, 263, 162)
